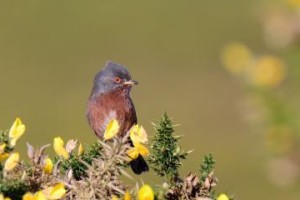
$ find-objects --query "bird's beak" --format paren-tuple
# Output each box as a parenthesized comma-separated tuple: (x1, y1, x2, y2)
(123, 80, 138, 85)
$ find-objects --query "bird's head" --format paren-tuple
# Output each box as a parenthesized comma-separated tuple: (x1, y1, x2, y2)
(91, 61, 138, 96)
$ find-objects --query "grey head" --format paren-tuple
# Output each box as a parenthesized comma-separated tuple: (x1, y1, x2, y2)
(91, 61, 138, 96)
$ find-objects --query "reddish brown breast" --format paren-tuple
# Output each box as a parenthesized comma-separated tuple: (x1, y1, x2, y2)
(86, 89, 137, 139)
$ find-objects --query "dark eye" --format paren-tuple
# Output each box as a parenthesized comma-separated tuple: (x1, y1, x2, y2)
(114, 77, 121, 83)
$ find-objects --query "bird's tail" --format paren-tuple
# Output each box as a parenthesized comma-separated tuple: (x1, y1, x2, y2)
(130, 154, 149, 175)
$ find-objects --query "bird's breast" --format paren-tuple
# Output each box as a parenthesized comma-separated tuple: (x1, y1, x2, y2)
(87, 90, 137, 139)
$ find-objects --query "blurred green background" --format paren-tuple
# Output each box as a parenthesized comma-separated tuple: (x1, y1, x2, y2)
(0, 0, 299, 199)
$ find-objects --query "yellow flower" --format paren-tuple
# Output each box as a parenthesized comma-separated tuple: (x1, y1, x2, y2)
(77, 143, 84, 156)
(217, 193, 230, 200)
(138, 185, 154, 200)
(127, 143, 149, 160)
(0, 144, 6, 154)
(53, 137, 69, 159)
(4, 152, 19, 171)
(43, 158, 53, 174)
(24, 190, 63, 200)
(44, 183, 66, 200)
(127, 148, 139, 160)
(129, 125, 148, 144)
(135, 143, 149, 157)
(250, 56, 286, 87)
(221, 43, 253, 75)
(22, 192, 34, 200)
(104, 119, 120, 140)
(111, 195, 119, 200)
(127, 124, 149, 160)
(124, 191, 132, 200)
(34, 191, 47, 200)
(0, 193, 12, 200)
(0, 153, 9, 162)
(9, 118, 26, 147)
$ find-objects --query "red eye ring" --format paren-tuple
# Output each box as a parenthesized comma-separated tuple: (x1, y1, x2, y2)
(115, 77, 121, 83)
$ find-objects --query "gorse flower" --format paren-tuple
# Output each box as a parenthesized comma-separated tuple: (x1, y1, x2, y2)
(53, 137, 69, 159)
(124, 191, 132, 200)
(77, 143, 84, 156)
(23, 192, 48, 200)
(138, 185, 154, 200)
(217, 193, 230, 200)
(129, 125, 148, 144)
(0, 144, 6, 154)
(250, 55, 286, 87)
(9, 118, 25, 147)
(221, 43, 286, 89)
(35, 192, 47, 200)
(111, 195, 118, 200)
(22, 192, 35, 200)
(43, 157, 53, 174)
(127, 124, 149, 160)
(103, 119, 120, 141)
(0, 193, 11, 200)
(23, 183, 66, 200)
(43, 183, 66, 199)
(0, 153, 9, 162)
(221, 42, 253, 75)
(23, 191, 47, 200)
(4, 152, 19, 171)
(102, 120, 150, 160)
(127, 143, 149, 160)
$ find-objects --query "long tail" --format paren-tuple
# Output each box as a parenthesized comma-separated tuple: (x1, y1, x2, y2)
(130, 154, 149, 174)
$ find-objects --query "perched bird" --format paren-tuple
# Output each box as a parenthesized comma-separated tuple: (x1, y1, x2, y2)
(86, 61, 149, 174)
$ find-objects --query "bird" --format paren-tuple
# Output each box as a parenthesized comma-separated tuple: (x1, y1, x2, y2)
(86, 61, 149, 174)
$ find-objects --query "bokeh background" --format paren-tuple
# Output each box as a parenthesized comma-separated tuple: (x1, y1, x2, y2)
(1, 0, 300, 199)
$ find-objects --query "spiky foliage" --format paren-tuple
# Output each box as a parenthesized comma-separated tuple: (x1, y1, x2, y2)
(60, 142, 103, 180)
(0, 131, 9, 146)
(200, 153, 216, 182)
(149, 113, 188, 182)
(0, 179, 28, 200)
(67, 138, 131, 199)
(0, 130, 29, 199)
(198, 154, 218, 199)
(25, 144, 58, 190)
(0, 135, 132, 200)
(0, 115, 229, 200)
(0, 130, 14, 154)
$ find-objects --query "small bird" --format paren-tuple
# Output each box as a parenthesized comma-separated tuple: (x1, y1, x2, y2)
(86, 61, 149, 174)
